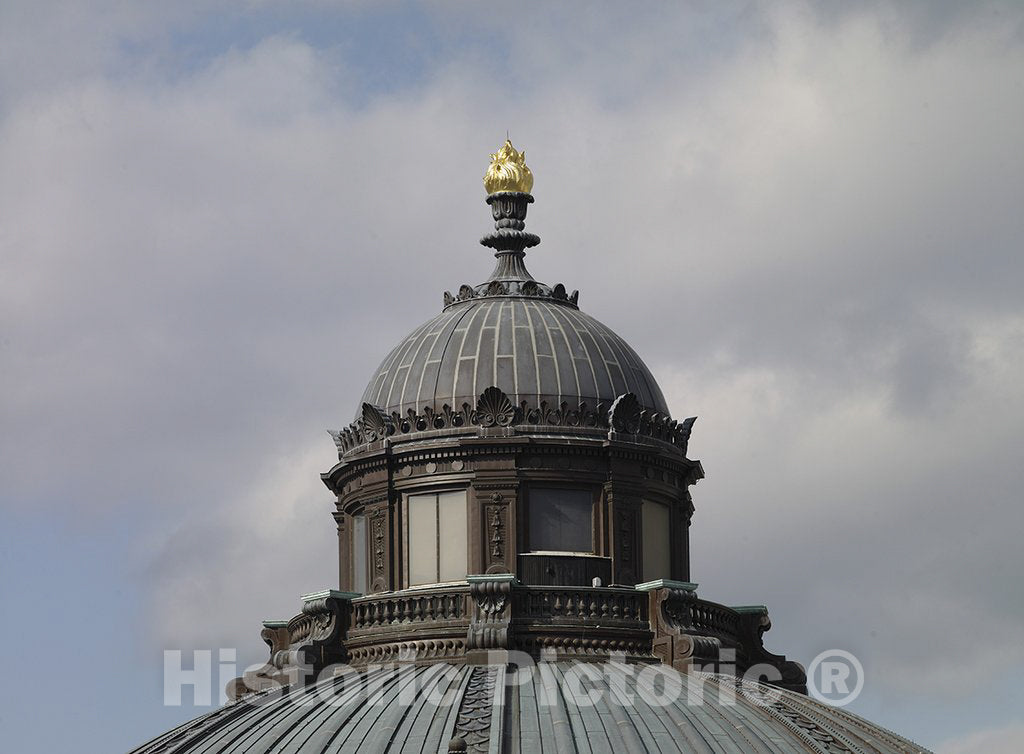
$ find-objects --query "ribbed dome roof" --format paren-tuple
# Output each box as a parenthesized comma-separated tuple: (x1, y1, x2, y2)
(359, 297, 669, 421)
(354, 153, 675, 427)
(360, 295, 671, 424)
(131, 665, 931, 754)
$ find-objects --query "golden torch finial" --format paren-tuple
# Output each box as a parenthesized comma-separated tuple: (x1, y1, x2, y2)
(484, 139, 534, 195)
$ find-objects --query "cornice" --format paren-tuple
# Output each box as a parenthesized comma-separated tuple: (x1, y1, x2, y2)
(329, 387, 696, 460)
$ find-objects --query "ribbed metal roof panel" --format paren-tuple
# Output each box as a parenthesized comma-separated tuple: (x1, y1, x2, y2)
(131, 666, 931, 754)
(359, 299, 670, 420)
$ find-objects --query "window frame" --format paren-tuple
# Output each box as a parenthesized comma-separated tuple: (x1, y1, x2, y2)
(349, 511, 369, 594)
(401, 488, 469, 587)
(523, 484, 599, 555)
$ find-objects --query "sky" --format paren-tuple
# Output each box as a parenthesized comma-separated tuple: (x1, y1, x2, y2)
(1, 1, 1022, 751)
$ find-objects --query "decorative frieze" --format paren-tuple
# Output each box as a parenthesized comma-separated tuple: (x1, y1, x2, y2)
(442, 278, 579, 309)
(715, 675, 856, 753)
(330, 387, 696, 457)
(449, 666, 499, 754)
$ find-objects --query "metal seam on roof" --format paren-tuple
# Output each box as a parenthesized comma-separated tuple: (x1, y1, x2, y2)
(130, 668, 933, 753)
(358, 299, 672, 420)
(426, 302, 475, 416)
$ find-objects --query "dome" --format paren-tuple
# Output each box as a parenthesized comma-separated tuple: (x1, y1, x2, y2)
(131, 665, 931, 753)
(359, 296, 670, 421)
(129, 142, 931, 754)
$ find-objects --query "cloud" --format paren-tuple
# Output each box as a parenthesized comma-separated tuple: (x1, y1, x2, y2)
(938, 721, 1024, 754)
(663, 312, 1024, 693)
(1, 2, 1022, 747)
(141, 437, 336, 659)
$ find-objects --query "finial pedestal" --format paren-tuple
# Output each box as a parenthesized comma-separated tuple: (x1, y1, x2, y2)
(480, 192, 540, 254)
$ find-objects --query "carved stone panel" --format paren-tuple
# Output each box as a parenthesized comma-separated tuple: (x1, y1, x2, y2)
(605, 483, 640, 586)
(488, 502, 504, 559)
(483, 493, 510, 574)
(472, 482, 517, 576)
(369, 506, 389, 593)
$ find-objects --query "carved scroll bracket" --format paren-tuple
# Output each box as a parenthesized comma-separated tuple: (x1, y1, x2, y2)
(232, 589, 359, 697)
(466, 574, 517, 654)
(638, 581, 807, 694)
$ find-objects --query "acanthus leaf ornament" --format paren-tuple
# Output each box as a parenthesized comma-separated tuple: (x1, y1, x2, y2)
(474, 386, 515, 427)
(609, 392, 641, 434)
(677, 416, 697, 453)
(442, 278, 580, 309)
(359, 402, 393, 442)
(331, 398, 693, 456)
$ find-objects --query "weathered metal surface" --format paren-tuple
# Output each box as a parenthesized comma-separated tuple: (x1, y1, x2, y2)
(358, 299, 670, 423)
(129, 142, 929, 754)
(131, 665, 932, 754)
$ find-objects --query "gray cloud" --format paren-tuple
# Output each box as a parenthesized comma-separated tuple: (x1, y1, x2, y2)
(2, 2, 1022, 748)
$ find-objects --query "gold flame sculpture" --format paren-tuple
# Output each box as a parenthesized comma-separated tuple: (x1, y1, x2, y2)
(483, 139, 534, 194)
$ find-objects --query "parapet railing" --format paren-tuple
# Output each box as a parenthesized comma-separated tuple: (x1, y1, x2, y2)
(233, 578, 805, 696)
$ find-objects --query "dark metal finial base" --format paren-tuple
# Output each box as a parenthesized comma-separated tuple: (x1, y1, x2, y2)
(480, 192, 540, 253)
